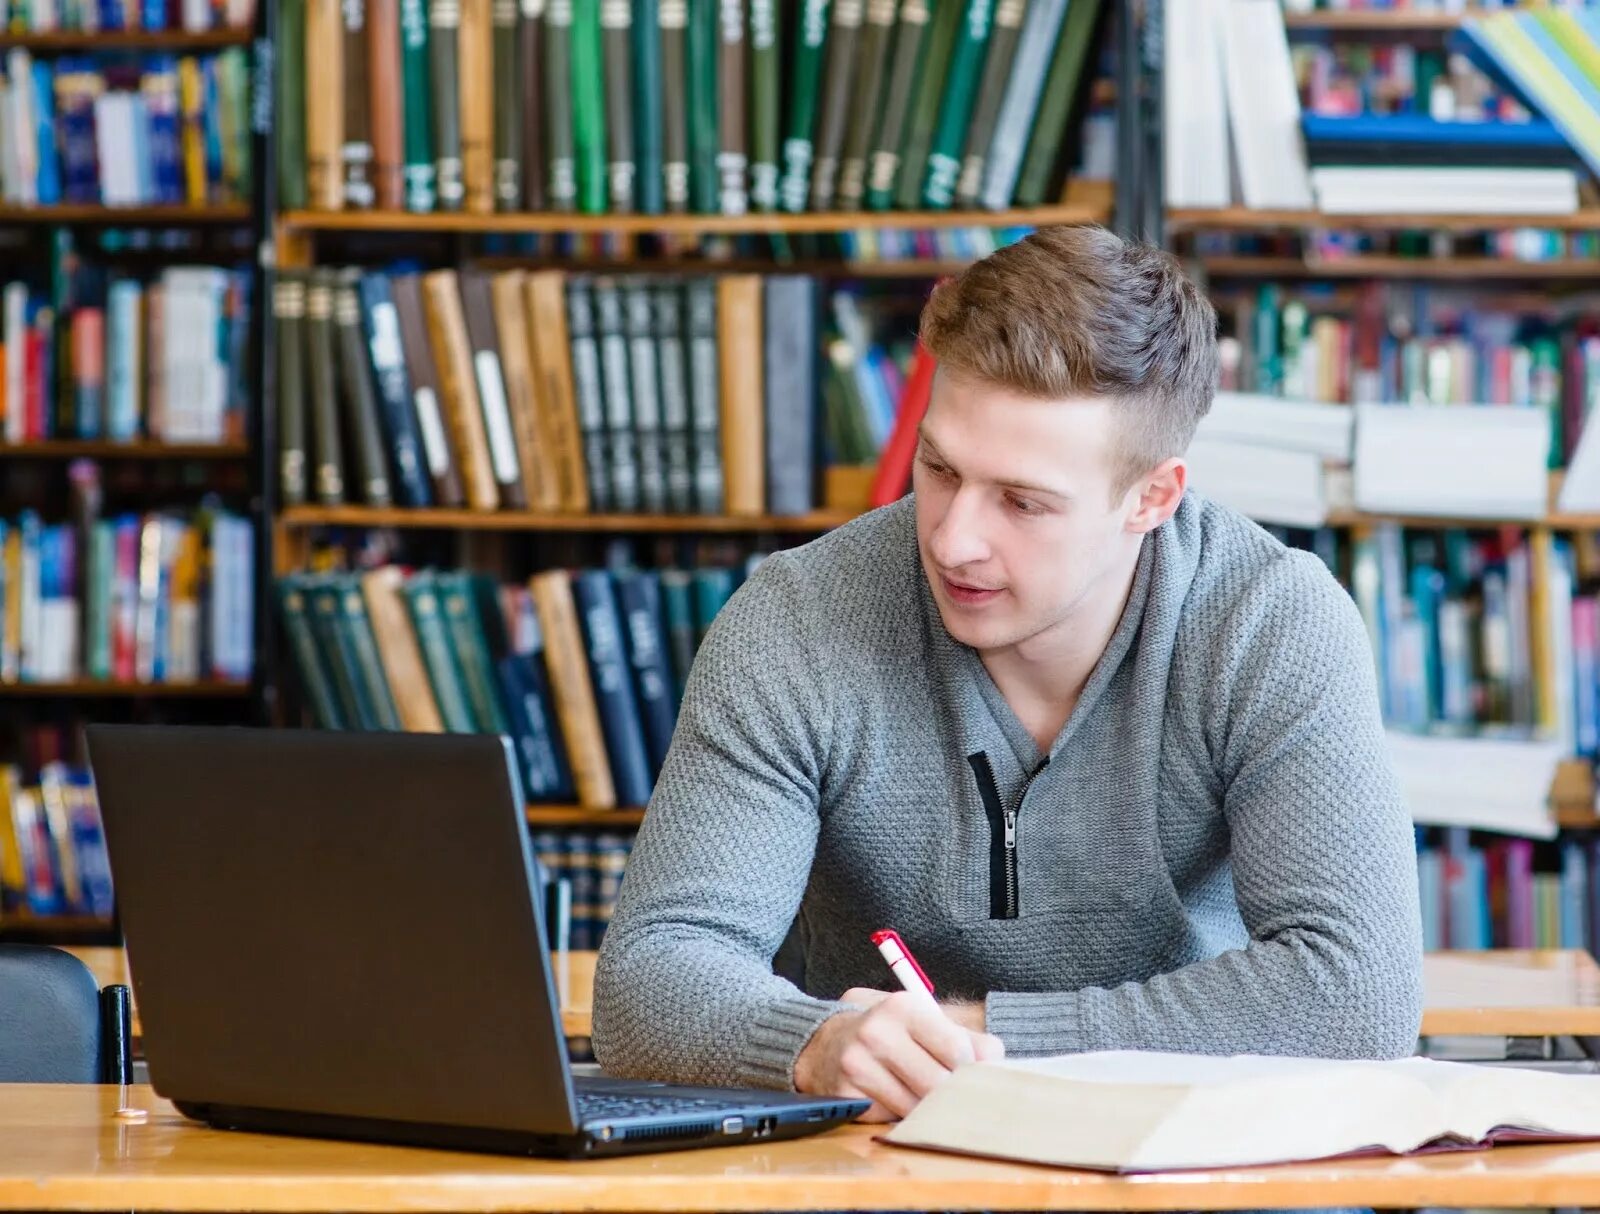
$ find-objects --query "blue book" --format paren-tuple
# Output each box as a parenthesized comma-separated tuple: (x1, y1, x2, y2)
(143, 0, 168, 30)
(201, 57, 224, 197)
(1409, 564, 1445, 723)
(129, 93, 155, 204)
(143, 57, 184, 204)
(691, 567, 735, 651)
(106, 280, 142, 440)
(614, 570, 677, 775)
(1300, 112, 1571, 150)
(98, 0, 124, 29)
(571, 570, 654, 808)
(659, 568, 696, 703)
(1416, 847, 1443, 953)
(31, 61, 60, 205)
(1562, 840, 1590, 951)
(68, 770, 115, 917)
(356, 273, 433, 507)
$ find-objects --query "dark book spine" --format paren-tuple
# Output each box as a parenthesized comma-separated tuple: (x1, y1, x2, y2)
(835, 0, 895, 210)
(763, 275, 816, 515)
(495, 654, 565, 799)
(615, 570, 677, 773)
(399, 0, 438, 211)
(685, 0, 719, 213)
(572, 569, 655, 808)
(920, 0, 993, 207)
(493, 0, 523, 208)
(625, 280, 666, 512)
(275, 273, 309, 506)
(566, 277, 613, 511)
(277, 578, 346, 729)
(659, 0, 690, 211)
(685, 277, 722, 513)
(632, 0, 665, 214)
(862, 0, 928, 210)
(357, 272, 433, 507)
(1012, 0, 1101, 206)
(655, 280, 694, 512)
(572, 0, 609, 213)
(436, 571, 511, 732)
(341, 0, 376, 206)
(369, 0, 406, 209)
(953, 0, 1023, 207)
(519, 0, 547, 209)
(429, 0, 465, 208)
(778, 0, 829, 213)
(747, 0, 779, 210)
(892, 0, 963, 208)
(544, 0, 578, 210)
(338, 575, 403, 730)
(305, 271, 347, 505)
(593, 278, 641, 512)
(601, 0, 637, 210)
(403, 572, 480, 732)
(458, 269, 528, 507)
(277, 0, 309, 209)
(309, 578, 379, 729)
(334, 269, 395, 506)
(391, 272, 466, 506)
(807, 0, 861, 210)
(716, 0, 746, 214)
(658, 568, 695, 699)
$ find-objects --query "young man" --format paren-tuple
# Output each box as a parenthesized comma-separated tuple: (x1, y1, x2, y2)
(592, 226, 1423, 1122)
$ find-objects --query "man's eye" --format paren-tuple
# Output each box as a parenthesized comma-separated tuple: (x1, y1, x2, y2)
(1007, 494, 1041, 515)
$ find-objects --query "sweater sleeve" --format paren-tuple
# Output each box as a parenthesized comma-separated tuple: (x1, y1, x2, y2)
(984, 552, 1424, 1060)
(591, 555, 853, 1089)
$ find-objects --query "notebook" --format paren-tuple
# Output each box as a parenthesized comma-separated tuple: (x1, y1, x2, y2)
(883, 1050, 1600, 1173)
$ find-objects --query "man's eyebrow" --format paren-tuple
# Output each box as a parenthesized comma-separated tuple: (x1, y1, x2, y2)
(916, 426, 1071, 501)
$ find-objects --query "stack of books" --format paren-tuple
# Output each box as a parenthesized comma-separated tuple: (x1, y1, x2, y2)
(0, 762, 114, 924)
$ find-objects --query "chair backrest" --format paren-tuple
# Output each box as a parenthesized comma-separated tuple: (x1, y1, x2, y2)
(0, 944, 131, 1083)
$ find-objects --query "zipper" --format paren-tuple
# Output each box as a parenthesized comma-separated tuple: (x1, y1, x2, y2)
(968, 751, 1049, 921)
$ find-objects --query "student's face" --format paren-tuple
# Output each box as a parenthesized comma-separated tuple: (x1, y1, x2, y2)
(912, 371, 1161, 656)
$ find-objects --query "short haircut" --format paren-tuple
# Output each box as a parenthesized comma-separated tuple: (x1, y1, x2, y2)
(918, 225, 1219, 495)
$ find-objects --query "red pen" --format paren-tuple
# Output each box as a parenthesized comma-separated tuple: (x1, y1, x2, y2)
(871, 928, 939, 1007)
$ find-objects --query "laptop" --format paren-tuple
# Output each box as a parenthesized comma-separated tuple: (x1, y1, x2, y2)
(84, 725, 868, 1157)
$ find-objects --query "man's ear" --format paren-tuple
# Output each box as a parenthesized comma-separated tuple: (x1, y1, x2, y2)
(1126, 458, 1186, 534)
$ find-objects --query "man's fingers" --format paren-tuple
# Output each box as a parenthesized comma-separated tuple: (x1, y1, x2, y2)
(901, 1000, 979, 1071)
(971, 1030, 1006, 1062)
(835, 1038, 921, 1119)
(840, 986, 893, 1009)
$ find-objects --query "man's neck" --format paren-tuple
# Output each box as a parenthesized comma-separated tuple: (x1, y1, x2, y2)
(978, 548, 1143, 754)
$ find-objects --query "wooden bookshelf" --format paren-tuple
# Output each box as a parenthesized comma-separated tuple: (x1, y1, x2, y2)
(1200, 255, 1600, 282)
(0, 28, 251, 50)
(279, 504, 860, 533)
(0, 204, 251, 225)
(471, 256, 974, 279)
(1281, 10, 1475, 33)
(0, 440, 251, 459)
(0, 912, 115, 940)
(1169, 207, 1600, 234)
(526, 806, 646, 827)
(278, 195, 1113, 237)
(0, 680, 252, 697)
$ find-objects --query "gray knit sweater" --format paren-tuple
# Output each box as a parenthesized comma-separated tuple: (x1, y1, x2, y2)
(592, 492, 1424, 1090)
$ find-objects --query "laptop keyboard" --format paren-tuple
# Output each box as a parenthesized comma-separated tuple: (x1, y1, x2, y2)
(575, 1091, 734, 1122)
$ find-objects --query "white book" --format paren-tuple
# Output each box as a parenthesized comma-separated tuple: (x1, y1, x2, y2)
(885, 1051, 1600, 1173)
(1311, 167, 1579, 215)
(1220, 0, 1312, 209)
(1200, 392, 1354, 459)
(4, 282, 27, 444)
(1386, 730, 1564, 839)
(1164, 0, 1231, 208)
(1353, 403, 1549, 521)
(6, 51, 35, 206)
(1184, 436, 1327, 528)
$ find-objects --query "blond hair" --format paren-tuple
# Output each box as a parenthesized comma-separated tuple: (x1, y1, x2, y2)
(918, 225, 1218, 494)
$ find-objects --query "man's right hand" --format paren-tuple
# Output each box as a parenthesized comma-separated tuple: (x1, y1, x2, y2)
(793, 989, 1005, 1122)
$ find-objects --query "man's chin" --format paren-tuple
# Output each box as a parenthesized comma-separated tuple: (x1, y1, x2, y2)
(934, 601, 1015, 652)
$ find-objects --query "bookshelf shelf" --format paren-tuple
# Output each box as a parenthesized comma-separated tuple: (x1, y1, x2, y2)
(1200, 255, 1600, 282)
(526, 806, 647, 827)
(0, 28, 252, 50)
(0, 680, 252, 697)
(471, 256, 975, 279)
(0, 913, 115, 939)
(0, 440, 251, 459)
(1169, 207, 1600, 234)
(1281, 10, 1472, 32)
(279, 505, 860, 533)
(0, 204, 251, 225)
(278, 197, 1113, 237)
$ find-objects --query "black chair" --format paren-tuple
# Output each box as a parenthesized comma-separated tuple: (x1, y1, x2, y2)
(0, 944, 133, 1083)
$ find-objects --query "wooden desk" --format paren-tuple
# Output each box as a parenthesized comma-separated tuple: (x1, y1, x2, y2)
(1421, 949, 1600, 1038)
(7, 1083, 1600, 1212)
(58, 947, 599, 1041)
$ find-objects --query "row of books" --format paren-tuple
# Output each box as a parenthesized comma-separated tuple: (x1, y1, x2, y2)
(279, 0, 1105, 216)
(0, 0, 254, 32)
(0, 506, 254, 685)
(2, 266, 252, 444)
(532, 828, 632, 951)
(1295, 40, 1525, 122)
(0, 50, 252, 208)
(0, 762, 113, 921)
(276, 560, 756, 810)
(1212, 284, 1596, 469)
(275, 266, 912, 518)
(1417, 827, 1597, 953)
(1193, 226, 1600, 263)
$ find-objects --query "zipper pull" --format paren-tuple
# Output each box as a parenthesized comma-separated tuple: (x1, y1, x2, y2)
(1003, 809, 1017, 849)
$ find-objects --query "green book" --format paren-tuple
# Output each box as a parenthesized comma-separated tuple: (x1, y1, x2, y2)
(602, 0, 637, 210)
(834, 0, 896, 210)
(399, 0, 437, 211)
(86, 521, 113, 682)
(1011, 0, 1102, 207)
(308, 578, 378, 730)
(429, 0, 466, 209)
(686, 0, 720, 212)
(337, 575, 403, 731)
(277, 0, 307, 210)
(659, 0, 691, 210)
(747, 0, 780, 210)
(777, 0, 830, 212)
(493, 0, 523, 208)
(436, 571, 511, 732)
(546, 0, 579, 209)
(952, 0, 1025, 206)
(277, 577, 346, 730)
(920, 0, 992, 206)
(572, 0, 610, 212)
(658, 568, 696, 698)
(862, 0, 931, 210)
(633, 0, 666, 213)
(807, 0, 862, 209)
(402, 572, 479, 733)
(892, 0, 963, 208)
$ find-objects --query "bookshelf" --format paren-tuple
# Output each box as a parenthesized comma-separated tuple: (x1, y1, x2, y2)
(1168, 207, 1600, 233)
(0, 441, 253, 460)
(0, 29, 253, 50)
(527, 806, 647, 828)
(277, 506, 859, 534)
(0, 205, 254, 225)
(0, 682, 253, 698)
(1198, 256, 1600, 282)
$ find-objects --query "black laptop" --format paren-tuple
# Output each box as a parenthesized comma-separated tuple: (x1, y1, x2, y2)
(84, 725, 867, 1157)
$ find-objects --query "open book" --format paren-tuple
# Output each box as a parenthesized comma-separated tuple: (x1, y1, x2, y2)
(883, 1051, 1600, 1173)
